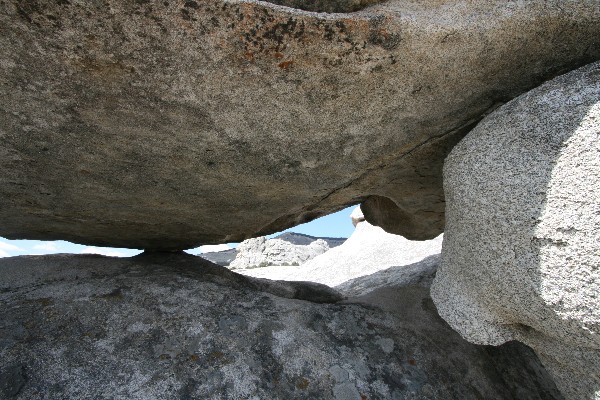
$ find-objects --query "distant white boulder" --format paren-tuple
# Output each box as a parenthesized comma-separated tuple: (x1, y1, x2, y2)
(229, 236, 329, 270)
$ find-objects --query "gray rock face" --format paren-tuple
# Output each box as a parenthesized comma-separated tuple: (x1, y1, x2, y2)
(431, 62, 600, 399)
(229, 236, 329, 269)
(0, 1, 598, 249)
(0, 253, 563, 399)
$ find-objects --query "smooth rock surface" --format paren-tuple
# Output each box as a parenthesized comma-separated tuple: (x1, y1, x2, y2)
(1, 1, 599, 249)
(0, 253, 563, 399)
(431, 62, 600, 399)
(229, 236, 329, 269)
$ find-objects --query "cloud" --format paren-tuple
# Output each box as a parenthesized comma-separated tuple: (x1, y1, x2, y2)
(0, 249, 10, 258)
(0, 241, 23, 252)
(80, 247, 126, 257)
(33, 242, 59, 252)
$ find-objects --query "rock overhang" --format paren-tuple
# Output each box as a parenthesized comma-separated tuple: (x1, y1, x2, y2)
(0, 0, 598, 250)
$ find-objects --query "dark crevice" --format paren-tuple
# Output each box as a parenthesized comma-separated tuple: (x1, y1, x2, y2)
(261, 0, 385, 13)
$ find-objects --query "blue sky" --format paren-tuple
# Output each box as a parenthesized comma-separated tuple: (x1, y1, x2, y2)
(268, 206, 357, 239)
(0, 206, 357, 258)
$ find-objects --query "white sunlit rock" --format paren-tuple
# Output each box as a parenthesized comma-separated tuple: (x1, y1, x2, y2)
(240, 207, 442, 287)
(229, 237, 329, 269)
(431, 62, 600, 400)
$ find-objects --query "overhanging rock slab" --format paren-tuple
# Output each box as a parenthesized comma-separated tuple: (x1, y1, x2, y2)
(0, 1, 598, 249)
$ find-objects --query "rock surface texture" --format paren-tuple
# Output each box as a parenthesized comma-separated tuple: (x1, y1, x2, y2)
(1, 1, 599, 249)
(431, 62, 600, 400)
(229, 236, 329, 269)
(0, 253, 564, 399)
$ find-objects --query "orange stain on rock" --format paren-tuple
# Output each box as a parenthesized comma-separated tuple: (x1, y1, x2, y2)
(278, 60, 293, 69)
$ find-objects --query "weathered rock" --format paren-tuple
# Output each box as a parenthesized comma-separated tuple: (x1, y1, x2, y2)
(229, 236, 329, 269)
(0, 253, 563, 399)
(0, 1, 598, 249)
(431, 62, 600, 399)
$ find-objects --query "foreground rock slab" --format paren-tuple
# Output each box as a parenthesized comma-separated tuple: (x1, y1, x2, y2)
(0, 254, 562, 399)
(0, 1, 599, 249)
(432, 62, 600, 399)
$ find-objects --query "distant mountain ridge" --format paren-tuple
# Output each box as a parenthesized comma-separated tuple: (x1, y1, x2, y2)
(273, 232, 346, 248)
(200, 232, 347, 266)
(200, 248, 237, 266)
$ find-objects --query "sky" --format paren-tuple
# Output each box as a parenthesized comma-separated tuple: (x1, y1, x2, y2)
(0, 206, 358, 258)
